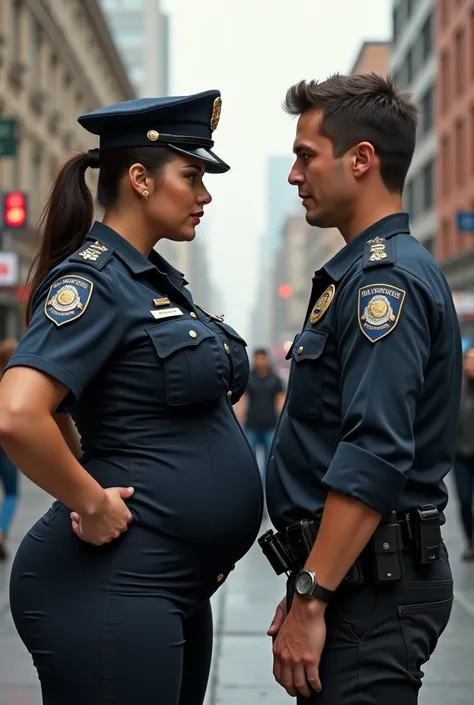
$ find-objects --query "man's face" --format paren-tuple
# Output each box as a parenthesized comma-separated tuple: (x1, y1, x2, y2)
(288, 108, 357, 229)
(254, 353, 269, 374)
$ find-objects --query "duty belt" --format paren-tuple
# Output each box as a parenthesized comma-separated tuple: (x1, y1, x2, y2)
(258, 505, 442, 586)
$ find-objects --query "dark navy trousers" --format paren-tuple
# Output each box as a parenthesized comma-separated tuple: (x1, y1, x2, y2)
(287, 546, 453, 705)
(10, 505, 219, 705)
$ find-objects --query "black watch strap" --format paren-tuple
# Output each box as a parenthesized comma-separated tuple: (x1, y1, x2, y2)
(310, 582, 335, 603)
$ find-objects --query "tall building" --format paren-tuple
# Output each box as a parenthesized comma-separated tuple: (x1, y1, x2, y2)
(99, 0, 216, 295)
(349, 40, 389, 75)
(249, 156, 299, 350)
(390, 0, 436, 254)
(436, 0, 474, 291)
(266, 156, 299, 256)
(0, 0, 134, 338)
(99, 0, 169, 97)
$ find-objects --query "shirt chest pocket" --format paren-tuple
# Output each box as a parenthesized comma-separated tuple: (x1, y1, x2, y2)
(146, 319, 226, 406)
(287, 329, 328, 419)
(212, 321, 250, 401)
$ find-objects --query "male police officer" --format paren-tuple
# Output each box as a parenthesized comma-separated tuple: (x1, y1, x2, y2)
(261, 74, 461, 704)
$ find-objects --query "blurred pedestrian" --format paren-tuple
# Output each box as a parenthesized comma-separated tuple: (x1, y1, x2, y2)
(263, 74, 459, 704)
(0, 338, 18, 560)
(454, 344, 474, 560)
(238, 348, 285, 480)
(0, 91, 263, 705)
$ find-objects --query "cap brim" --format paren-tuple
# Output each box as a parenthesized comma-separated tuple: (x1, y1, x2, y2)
(168, 145, 230, 174)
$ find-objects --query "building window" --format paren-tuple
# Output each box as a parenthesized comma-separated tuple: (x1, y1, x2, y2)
(393, 5, 401, 42)
(421, 13, 433, 61)
(454, 28, 466, 96)
(406, 47, 414, 84)
(10, 1, 22, 62)
(404, 180, 414, 216)
(455, 119, 466, 186)
(441, 218, 451, 258)
(30, 149, 41, 214)
(422, 161, 434, 210)
(29, 20, 42, 85)
(441, 51, 450, 114)
(420, 87, 434, 135)
(412, 173, 425, 219)
(441, 133, 450, 196)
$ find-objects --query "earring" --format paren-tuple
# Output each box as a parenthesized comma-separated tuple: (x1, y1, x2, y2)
(142, 189, 149, 200)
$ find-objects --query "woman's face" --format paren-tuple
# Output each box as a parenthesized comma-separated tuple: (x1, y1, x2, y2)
(142, 154, 212, 242)
(464, 348, 474, 379)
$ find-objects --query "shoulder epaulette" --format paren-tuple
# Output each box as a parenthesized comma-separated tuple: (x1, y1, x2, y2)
(362, 236, 395, 270)
(69, 240, 114, 270)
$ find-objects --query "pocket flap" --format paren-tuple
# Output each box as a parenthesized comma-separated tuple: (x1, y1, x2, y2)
(213, 320, 247, 346)
(146, 319, 215, 359)
(292, 329, 328, 362)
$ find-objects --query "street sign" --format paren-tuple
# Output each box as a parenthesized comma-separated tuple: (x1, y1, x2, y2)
(0, 119, 17, 157)
(0, 252, 19, 286)
(457, 211, 474, 232)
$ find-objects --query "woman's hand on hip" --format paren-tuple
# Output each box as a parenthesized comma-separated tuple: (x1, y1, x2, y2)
(70, 486, 134, 545)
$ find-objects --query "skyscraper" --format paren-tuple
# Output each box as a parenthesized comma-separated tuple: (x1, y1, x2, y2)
(99, 0, 169, 97)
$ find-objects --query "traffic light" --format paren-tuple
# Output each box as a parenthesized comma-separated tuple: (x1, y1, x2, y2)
(2, 191, 28, 229)
(278, 284, 293, 299)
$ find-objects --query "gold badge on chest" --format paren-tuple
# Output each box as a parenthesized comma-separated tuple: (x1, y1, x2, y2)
(310, 284, 336, 325)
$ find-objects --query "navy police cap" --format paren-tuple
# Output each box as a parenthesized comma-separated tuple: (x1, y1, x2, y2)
(77, 89, 229, 174)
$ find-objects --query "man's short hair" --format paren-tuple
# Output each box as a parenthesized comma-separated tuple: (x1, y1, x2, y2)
(284, 73, 419, 193)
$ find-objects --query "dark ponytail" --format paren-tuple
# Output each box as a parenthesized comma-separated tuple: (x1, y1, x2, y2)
(26, 148, 100, 323)
(26, 145, 175, 324)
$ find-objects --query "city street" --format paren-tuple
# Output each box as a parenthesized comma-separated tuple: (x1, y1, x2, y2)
(1, 479, 473, 705)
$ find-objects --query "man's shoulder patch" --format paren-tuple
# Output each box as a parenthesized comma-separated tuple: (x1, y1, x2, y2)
(44, 275, 93, 327)
(358, 283, 406, 343)
(69, 240, 113, 270)
(362, 237, 395, 270)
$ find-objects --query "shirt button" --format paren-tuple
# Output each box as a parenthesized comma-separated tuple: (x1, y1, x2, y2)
(224, 343, 230, 355)
(226, 390, 232, 399)
(297, 346, 304, 355)
(217, 573, 225, 583)
(189, 330, 198, 339)
(190, 312, 197, 319)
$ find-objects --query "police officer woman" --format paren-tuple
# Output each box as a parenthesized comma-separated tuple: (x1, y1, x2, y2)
(0, 91, 263, 705)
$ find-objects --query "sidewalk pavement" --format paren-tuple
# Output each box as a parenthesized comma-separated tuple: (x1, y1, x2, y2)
(1, 478, 473, 705)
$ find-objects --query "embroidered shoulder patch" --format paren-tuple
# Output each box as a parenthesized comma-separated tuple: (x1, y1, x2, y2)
(358, 284, 406, 343)
(44, 275, 93, 327)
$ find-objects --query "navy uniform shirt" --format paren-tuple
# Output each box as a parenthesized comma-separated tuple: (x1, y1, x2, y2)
(7, 222, 263, 570)
(266, 213, 462, 531)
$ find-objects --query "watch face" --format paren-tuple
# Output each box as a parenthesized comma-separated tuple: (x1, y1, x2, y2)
(296, 571, 314, 596)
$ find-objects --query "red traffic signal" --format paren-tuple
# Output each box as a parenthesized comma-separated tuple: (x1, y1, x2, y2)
(3, 191, 28, 228)
(278, 284, 293, 299)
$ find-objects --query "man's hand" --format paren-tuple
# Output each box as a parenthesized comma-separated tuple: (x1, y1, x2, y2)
(267, 596, 287, 639)
(272, 595, 326, 698)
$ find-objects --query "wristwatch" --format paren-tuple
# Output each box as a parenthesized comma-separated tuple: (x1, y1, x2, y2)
(295, 569, 335, 603)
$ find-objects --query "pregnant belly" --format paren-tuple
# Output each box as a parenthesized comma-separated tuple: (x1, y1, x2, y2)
(83, 420, 263, 564)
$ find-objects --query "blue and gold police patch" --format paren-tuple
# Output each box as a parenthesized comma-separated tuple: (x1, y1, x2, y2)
(44, 275, 93, 327)
(358, 284, 406, 343)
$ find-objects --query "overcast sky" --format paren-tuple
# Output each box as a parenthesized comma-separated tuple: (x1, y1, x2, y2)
(162, 0, 392, 339)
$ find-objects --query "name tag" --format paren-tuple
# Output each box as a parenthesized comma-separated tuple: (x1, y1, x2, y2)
(150, 307, 184, 320)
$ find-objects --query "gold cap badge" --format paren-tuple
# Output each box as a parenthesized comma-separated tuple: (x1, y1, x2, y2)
(210, 97, 222, 132)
